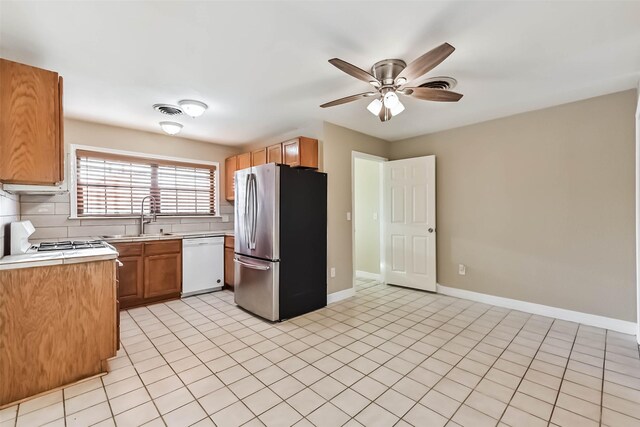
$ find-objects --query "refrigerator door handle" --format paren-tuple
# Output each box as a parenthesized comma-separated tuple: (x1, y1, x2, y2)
(250, 174, 258, 249)
(244, 173, 251, 249)
(234, 257, 270, 271)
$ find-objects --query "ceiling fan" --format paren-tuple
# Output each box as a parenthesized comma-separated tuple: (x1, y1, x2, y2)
(320, 43, 463, 122)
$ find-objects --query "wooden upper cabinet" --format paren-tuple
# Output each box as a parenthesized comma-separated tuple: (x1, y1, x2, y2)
(237, 152, 251, 170)
(225, 156, 237, 202)
(282, 137, 318, 169)
(0, 59, 64, 185)
(267, 143, 283, 164)
(251, 148, 267, 166)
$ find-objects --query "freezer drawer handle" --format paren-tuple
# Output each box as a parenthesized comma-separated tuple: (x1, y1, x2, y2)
(234, 257, 270, 271)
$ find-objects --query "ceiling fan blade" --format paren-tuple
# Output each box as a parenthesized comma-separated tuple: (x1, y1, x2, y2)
(329, 58, 381, 87)
(404, 87, 463, 102)
(320, 92, 377, 108)
(396, 43, 455, 84)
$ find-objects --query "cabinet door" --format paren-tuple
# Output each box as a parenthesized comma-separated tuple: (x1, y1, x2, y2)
(267, 144, 283, 164)
(118, 256, 144, 308)
(225, 156, 237, 202)
(237, 152, 251, 170)
(252, 148, 267, 166)
(0, 59, 63, 184)
(144, 253, 182, 298)
(282, 139, 300, 167)
(224, 246, 235, 289)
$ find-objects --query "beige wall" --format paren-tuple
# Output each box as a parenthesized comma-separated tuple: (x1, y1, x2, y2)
(323, 122, 389, 294)
(354, 157, 381, 275)
(389, 90, 637, 321)
(20, 119, 240, 242)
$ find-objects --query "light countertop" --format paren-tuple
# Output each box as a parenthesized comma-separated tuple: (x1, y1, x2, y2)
(0, 246, 118, 271)
(101, 230, 233, 243)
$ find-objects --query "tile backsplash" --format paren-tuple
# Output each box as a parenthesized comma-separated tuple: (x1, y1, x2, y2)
(20, 193, 234, 242)
(0, 187, 20, 257)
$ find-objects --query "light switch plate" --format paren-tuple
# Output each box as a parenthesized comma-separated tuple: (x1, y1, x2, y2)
(346, 212, 351, 221)
(458, 264, 466, 275)
(221, 215, 230, 223)
(330, 267, 336, 278)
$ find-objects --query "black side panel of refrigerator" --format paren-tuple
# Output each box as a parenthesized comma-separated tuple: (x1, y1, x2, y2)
(278, 166, 327, 319)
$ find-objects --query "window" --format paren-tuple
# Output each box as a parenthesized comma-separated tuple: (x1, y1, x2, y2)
(75, 149, 217, 217)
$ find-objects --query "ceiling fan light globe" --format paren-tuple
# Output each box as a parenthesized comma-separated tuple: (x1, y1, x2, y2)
(383, 91, 400, 108)
(159, 121, 183, 135)
(396, 77, 407, 86)
(390, 100, 405, 116)
(367, 98, 383, 116)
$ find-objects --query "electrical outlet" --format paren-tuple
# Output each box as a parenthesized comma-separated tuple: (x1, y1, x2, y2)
(458, 264, 466, 275)
(346, 212, 351, 221)
(221, 214, 230, 223)
(373, 212, 378, 220)
(330, 267, 336, 278)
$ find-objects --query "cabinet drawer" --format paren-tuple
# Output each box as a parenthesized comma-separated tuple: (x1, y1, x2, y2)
(114, 242, 143, 257)
(144, 239, 181, 256)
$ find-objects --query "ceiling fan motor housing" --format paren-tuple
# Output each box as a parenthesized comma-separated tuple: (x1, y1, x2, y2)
(371, 59, 406, 86)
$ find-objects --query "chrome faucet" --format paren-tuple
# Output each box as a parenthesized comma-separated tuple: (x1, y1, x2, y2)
(140, 195, 157, 235)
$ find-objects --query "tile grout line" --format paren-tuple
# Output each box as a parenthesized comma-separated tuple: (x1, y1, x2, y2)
(494, 318, 557, 426)
(544, 323, 579, 426)
(349, 296, 505, 425)
(444, 310, 540, 425)
(599, 329, 608, 426)
(337, 286, 489, 425)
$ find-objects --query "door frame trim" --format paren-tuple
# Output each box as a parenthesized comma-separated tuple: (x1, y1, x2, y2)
(351, 151, 387, 292)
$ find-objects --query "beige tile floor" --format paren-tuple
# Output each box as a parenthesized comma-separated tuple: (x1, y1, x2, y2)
(2, 278, 640, 427)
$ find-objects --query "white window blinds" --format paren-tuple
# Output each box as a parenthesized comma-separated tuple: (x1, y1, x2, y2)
(76, 150, 216, 216)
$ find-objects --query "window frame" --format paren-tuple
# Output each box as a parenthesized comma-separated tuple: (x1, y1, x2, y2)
(69, 144, 220, 219)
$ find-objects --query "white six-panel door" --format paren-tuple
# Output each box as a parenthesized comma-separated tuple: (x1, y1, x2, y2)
(382, 156, 436, 291)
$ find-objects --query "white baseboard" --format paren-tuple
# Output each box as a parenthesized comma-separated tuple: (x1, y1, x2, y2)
(327, 287, 356, 304)
(355, 270, 382, 281)
(437, 283, 637, 336)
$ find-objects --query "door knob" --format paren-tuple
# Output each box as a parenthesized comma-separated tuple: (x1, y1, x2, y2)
(428, 228, 434, 233)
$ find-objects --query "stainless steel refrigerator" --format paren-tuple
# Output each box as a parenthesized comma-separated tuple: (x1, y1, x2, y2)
(234, 163, 327, 321)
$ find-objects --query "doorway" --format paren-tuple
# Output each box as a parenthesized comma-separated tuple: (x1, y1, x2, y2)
(352, 152, 386, 286)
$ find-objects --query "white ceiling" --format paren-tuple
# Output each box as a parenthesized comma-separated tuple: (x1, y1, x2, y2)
(1, 1, 639, 146)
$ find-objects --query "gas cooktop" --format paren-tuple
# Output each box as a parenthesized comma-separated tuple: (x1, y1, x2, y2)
(37, 240, 107, 252)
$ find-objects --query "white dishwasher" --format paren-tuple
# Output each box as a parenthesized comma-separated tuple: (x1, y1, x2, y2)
(182, 236, 224, 297)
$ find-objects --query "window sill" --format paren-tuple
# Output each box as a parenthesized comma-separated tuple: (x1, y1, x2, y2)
(69, 214, 223, 220)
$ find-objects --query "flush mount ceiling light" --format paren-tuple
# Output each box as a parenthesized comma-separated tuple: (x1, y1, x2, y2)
(159, 121, 183, 135)
(320, 42, 463, 122)
(178, 100, 208, 118)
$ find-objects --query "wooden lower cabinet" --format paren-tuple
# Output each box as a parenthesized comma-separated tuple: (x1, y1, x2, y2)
(145, 253, 181, 298)
(0, 260, 117, 406)
(224, 235, 235, 289)
(114, 239, 182, 309)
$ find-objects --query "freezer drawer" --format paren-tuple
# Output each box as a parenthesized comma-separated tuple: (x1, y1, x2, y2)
(234, 255, 279, 321)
